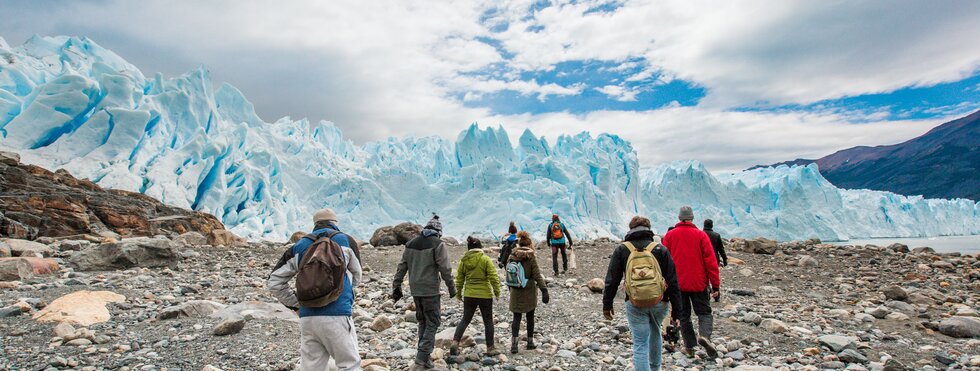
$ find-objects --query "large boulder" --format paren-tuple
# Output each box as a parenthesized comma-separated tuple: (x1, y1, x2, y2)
(208, 230, 246, 247)
(69, 237, 182, 271)
(0, 258, 34, 281)
(174, 231, 208, 246)
(33, 290, 126, 326)
(370, 226, 399, 247)
(2, 238, 53, 257)
(744, 238, 778, 254)
(587, 278, 604, 293)
(882, 285, 908, 301)
(0, 151, 19, 166)
(0, 157, 224, 240)
(938, 316, 980, 338)
(392, 223, 422, 244)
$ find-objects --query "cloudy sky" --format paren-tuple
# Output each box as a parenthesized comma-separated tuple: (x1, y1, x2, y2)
(2, 0, 979, 170)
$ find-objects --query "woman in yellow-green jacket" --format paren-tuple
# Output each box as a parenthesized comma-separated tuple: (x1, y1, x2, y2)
(451, 236, 502, 356)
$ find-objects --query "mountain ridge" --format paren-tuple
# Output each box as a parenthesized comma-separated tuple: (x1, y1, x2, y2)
(751, 110, 980, 201)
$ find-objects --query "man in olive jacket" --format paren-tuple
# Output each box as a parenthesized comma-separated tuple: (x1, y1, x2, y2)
(392, 215, 456, 370)
(603, 216, 683, 371)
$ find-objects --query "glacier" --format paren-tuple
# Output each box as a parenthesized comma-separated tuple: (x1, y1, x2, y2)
(1, 36, 978, 242)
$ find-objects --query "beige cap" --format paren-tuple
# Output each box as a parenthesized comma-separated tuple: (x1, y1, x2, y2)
(313, 208, 338, 223)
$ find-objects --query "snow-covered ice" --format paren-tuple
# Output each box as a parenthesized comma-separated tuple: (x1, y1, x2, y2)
(2, 36, 978, 241)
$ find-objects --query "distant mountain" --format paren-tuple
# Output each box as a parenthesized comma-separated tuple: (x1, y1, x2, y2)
(752, 109, 980, 201)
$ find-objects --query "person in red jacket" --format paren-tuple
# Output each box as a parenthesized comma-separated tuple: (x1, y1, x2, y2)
(662, 206, 720, 359)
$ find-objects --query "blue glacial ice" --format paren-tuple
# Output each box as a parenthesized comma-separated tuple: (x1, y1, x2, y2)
(1, 36, 978, 241)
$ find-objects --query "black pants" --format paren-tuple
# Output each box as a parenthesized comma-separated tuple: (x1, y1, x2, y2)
(414, 295, 441, 363)
(551, 243, 567, 273)
(454, 297, 494, 347)
(678, 290, 713, 349)
(511, 310, 535, 338)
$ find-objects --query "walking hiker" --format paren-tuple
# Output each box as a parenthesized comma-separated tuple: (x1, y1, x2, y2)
(545, 214, 573, 275)
(392, 215, 457, 370)
(505, 231, 550, 354)
(451, 236, 502, 356)
(267, 208, 363, 371)
(703, 219, 728, 267)
(662, 206, 721, 359)
(498, 222, 519, 268)
(602, 216, 683, 371)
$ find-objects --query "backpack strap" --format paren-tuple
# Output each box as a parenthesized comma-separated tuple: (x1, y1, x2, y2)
(303, 230, 342, 242)
(624, 241, 637, 253)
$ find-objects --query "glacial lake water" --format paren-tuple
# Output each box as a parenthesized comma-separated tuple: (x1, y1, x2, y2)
(830, 235, 980, 255)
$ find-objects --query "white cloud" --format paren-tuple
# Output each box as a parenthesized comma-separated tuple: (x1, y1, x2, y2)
(0, 0, 976, 172)
(491, 0, 980, 107)
(595, 85, 638, 101)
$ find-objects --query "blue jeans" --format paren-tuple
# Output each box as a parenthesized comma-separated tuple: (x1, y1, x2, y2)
(626, 301, 669, 371)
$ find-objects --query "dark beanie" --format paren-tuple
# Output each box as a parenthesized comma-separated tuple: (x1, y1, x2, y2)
(704, 219, 714, 229)
(466, 236, 482, 250)
(508, 221, 517, 234)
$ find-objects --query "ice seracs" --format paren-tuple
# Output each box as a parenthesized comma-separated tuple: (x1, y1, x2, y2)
(1, 36, 978, 241)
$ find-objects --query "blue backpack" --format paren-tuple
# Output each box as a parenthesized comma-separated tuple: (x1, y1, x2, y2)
(505, 261, 528, 288)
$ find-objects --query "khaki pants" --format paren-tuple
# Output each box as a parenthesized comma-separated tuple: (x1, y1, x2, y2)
(299, 316, 361, 371)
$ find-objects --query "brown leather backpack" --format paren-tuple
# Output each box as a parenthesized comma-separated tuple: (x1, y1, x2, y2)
(295, 231, 347, 307)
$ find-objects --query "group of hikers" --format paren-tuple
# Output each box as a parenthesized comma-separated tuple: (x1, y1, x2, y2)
(267, 207, 727, 371)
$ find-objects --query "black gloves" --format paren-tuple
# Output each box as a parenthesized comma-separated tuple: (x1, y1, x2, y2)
(711, 287, 721, 302)
(541, 288, 550, 304)
(448, 287, 458, 299)
(392, 287, 403, 302)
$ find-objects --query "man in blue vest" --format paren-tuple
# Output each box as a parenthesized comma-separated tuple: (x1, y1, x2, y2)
(268, 208, 363, 371)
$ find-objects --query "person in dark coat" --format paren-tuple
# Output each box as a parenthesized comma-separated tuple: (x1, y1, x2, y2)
(703, 219, 728, 267)
(498, 222, 519, 268)
(506, 231, 549, 354)
(602, 216, 683, 371)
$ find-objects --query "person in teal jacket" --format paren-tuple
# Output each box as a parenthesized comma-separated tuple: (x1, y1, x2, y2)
(545, 214, 573, 276)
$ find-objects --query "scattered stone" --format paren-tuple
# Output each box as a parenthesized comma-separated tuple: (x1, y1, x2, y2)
(213, 317, 246, 336)
(0, 306, 22, 317)
(886, 243, 909, 253)
(586, 278, 603, 293)
(370, 315, 393, 332)
(838, 349, 868, 364)
(938, 316, 980, 338)
(53, 322, 75, 338)
(159, 300, 227, 319)
(798, 255, 818, 267)
(818, 335, 857, 352)
(2, 238, 52, 257)
(0, 257, 34, 281)
(33, 290, 126, 326)
(759, 318, 789, 333)
(882, 285, 908, 301)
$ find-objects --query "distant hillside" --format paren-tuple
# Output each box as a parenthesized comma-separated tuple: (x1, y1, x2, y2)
(752, 110, 980, 201)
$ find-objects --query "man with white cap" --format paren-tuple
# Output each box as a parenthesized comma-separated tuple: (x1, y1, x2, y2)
(268, 208, 363, 370)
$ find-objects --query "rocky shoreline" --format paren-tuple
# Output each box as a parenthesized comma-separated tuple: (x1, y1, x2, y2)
(1, 233, 978, 370)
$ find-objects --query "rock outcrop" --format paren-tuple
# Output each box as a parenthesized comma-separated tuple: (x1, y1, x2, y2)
(0, 153, 225, 240)
(68, 237, 182, 271)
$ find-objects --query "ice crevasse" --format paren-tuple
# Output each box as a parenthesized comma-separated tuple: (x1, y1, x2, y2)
(1, 36, 978, 241)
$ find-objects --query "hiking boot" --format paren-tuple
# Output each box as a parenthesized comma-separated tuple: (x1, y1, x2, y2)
(698, 336, 719, 359)
(682, 347, 697, 358)
(526, 338, 537, 350)
(449, 340, 459, 356)
(485, 345, 500, 356)
(510, 337, 519, 354)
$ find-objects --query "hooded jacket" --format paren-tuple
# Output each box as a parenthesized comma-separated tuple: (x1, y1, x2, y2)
(507, 246, 548, 313)
(602, 227, 683, 320)
(662, 222, 720, 292)
(545, 221, 572, 246)
(392, 229, 455, 297)
(456, 249, 501, 299)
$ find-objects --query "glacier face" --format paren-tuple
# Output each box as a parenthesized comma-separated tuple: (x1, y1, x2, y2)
(1, 36, 978, 242)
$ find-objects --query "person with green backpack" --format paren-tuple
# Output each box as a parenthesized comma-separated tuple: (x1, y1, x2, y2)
(505, 231, 549, 354)
(450, 236, 502, 356)
(602, 216, 682, 371)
